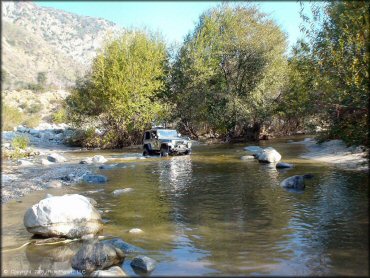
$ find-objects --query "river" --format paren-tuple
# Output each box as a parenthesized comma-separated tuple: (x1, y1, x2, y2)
(1, 137, 368, 276)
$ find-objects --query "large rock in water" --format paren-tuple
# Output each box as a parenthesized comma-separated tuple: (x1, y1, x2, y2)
(280, 174, 314, 190)
(257, 148, 281, 163)
(90, 266, 127, 277)
(92, 155, 108, 164)
(47, 153, 67, 163)
(130, 255, 156, 273)
(23, 194, 103, 238)
(71, 242, 125, 274)
(83, 174, 108, 184)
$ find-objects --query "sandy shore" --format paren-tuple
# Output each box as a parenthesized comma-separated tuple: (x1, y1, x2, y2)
(291, 138, 368, 171)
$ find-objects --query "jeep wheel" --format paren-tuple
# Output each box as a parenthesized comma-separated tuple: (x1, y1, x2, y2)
(143, 145, 151, 156)
(185, 150, 192, 155)
(160, 146, 169, 157)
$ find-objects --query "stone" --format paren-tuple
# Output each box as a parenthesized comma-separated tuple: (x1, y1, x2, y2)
(47, 153, 67, 163)
(86, 197, 98, 206)
(280, 174, 314, 191)
(23, 194, 103, 238)
(243, 146, 263, 155)
(83, 174, 108, 184)
(276, 162, 293, 169)
(41, 158, 53, 166)
(257, 148, 281, 163)
(17, 125, 29, 133)
(129, 228, 143, 234)
(71, 242, 125, 273)
(99, 164, 118, 170)
(240, 155, 254, 160)
(92, 155, 108, 164)
(17, 159, 33, 166)
(112, 188, 133, 196)
(80, 158, 93, 164)
(130, 255, 156, 273)
(90, 266, 127, 277)
(103, 238, 143, 254)
(46, 180, 63, 188)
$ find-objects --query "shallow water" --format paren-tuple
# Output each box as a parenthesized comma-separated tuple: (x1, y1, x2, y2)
(2, 137, 368, 276)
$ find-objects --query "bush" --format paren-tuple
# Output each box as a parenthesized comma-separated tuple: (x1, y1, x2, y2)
(11, 135, 29, 150)
(26, 102, 43, 114)
(52, 108, 67, 124)
(2, 104, 23, 131)
(23, 114, 41, 128)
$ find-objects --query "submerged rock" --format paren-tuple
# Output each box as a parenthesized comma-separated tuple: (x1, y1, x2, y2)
(280, 174, 314, 190)
(80, 158, 93, 164)
(83, 174, 108, 184)
(71, 242, 125, 274)
(257, 148, 281, 163)
(23, 194, 103, 238)
(47, 153, 67, 163)
(112, 188, 133, 196)
(129, 228, 143, 234)
(99, 164, 118, 170)
(276, 162, 293, 169)
(90, 266, 127, 277)
(240, 155, 254, 160)
(103, 238, 143, 254)
(130, 255, 156, 273)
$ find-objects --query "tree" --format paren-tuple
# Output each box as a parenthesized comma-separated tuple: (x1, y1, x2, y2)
(297, 1, 369, 145)
(66, 31, 169, 148)
(169, 3, 288, 140)
(37, 72, 47, 87)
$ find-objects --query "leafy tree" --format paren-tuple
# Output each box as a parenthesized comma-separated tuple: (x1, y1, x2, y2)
(169, 4, 288, 140)
(297, 1, 369, 145)
(66, 31, 169, 148)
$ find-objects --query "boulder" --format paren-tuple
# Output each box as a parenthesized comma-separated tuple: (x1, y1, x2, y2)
(80, 158, 93, 164)
(90, 266, 127, 277)
(240, 155, 254, 160)
(23, 194, 103, 238)
(276, 162, 293, 169)
(103, 238, 143, 254)
(83, 175, 108, 184)
(243, 146, 263, 155)
(41, 158, 54, 165)
(130, 256, 156, 273)
(17, 159, 33, 166)
(257, 148, 281, 163)
(280, 174, 314, 190)
(47, 153, 67, 163)
(112, 188, 133, 196)
(46, 180, 63, 188)
(92, 155, 108, 164)
(129, 228, 143, 234)
(71, 242, 125, 274)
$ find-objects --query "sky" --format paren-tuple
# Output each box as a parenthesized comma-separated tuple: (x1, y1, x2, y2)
(35, 1, 304, 51)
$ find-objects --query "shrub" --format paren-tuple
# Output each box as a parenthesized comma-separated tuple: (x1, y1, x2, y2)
(11, 135, 29, 150)
(2, 104, 23, 131)
(26, 102, 43, 114)
(52, 108, 67, 124)
(22, 114, 41, 128)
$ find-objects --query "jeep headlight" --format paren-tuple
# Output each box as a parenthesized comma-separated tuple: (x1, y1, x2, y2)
(187, 142, 192, 148)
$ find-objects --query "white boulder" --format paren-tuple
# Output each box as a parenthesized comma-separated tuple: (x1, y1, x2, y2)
(23, 194, 103, 238)
(47, 153, 67, 163)
(92, 155, 108, 164)
(257, 148, 281, 163)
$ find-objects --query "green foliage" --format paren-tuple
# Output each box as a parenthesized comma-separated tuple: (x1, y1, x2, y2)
(169, 3, 288, 139)
(37, 72, 47, 86)
(290, 1, 369, 146)
(2, 104, 23, 131)
(66, 30, 169, 147)
(52, 108, 67, 124)
(11, 135, 29, 150)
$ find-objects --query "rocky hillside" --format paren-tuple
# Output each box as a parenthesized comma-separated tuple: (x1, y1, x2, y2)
(2, 1, 124, 89)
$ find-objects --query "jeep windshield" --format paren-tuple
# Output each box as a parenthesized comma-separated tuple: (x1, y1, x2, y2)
(157, 129, 178, 138)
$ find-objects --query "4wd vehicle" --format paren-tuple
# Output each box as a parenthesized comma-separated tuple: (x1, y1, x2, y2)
(142, 128, 192, 157)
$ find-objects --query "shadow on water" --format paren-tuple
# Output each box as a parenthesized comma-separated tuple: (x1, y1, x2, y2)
(1, 138, 368, 276)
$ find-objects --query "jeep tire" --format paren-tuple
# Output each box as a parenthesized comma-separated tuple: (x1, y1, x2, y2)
(160, 145, 169, 157)
(143, 145, 151, 156)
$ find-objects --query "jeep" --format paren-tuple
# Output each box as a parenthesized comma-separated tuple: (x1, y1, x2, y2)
(142, 128, 192, 157)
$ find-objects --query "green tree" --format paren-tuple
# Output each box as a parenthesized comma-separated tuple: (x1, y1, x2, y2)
(66, 31, 169, 148)
(170, 4, 288, 140)
(37, 72, 47, 87)
(297, 1, 369, 145)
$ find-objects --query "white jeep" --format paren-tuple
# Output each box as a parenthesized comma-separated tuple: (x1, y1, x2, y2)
(142, 128, 192, 157)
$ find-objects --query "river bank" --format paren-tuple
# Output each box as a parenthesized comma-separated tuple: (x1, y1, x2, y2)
(291, 138, 368, 171)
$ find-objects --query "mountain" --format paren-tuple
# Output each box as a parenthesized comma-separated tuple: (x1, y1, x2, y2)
(1, 1, 125, 89)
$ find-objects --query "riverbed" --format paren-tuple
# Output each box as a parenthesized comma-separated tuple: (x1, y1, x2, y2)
(1, 137, 368, 276)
